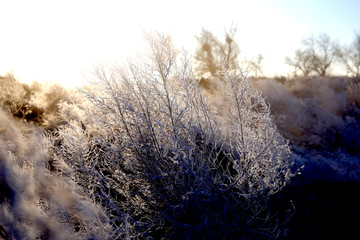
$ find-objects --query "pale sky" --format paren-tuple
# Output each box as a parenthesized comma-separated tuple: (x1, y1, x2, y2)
(1, 0, 359, 88)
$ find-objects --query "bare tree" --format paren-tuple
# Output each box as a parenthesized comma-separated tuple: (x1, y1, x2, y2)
(308, 33, 339, 76)
(247, 54, 264, 78)
(194, 27, 240, 80)
(220, 27, 240, 71)
(285, 49, 314, 77)
(286, 33, 338, 76)
(338, 32, 360, 77)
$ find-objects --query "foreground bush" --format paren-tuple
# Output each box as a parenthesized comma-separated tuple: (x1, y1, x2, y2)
(44, 32, 295, 239)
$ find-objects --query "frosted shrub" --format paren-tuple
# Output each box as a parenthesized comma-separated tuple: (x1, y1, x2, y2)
(217, 70, 293, 196)
(52, 32, 295, 239)
(0, 110, 111, 240)
(254, 77, 360, 181)
(0, 74, 83, 130)
(347, 81, 360, 107)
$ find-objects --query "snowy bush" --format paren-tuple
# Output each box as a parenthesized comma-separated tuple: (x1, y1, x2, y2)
(0, 110, 112, 239)
(254, 76, 360, 181)
(47, 32, 295, 239)
(0, 74, 82, 130)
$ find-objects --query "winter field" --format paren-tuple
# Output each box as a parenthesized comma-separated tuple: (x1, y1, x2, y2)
(1, 32, 360, 239)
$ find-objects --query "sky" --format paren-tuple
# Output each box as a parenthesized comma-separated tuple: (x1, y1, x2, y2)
(1, 0, 359, 88)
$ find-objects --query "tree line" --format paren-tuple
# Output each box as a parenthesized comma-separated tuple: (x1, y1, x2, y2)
(194, 27, 360, 82)
(285, 32, 360, 77)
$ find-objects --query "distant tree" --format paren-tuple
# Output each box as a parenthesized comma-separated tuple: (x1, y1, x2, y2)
(285, 49, 314, 77)
(247, 54, 264, 78)
(308, 33, 339, 76)
(286, 33, 338, 76)
(337, 32, 360, 77)
(194, 27, 240, 81)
